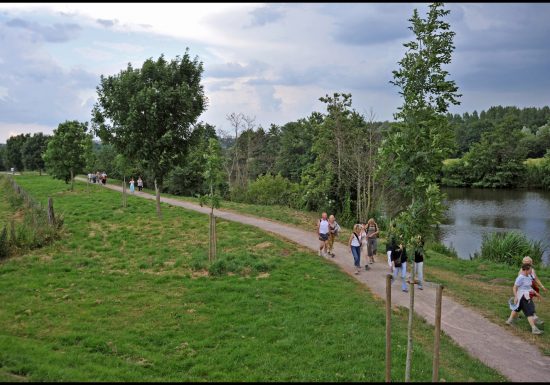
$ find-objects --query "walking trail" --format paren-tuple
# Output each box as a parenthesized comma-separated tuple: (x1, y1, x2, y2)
(79, 178, 550, 381)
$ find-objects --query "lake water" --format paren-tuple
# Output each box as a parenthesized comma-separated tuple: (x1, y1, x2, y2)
(438, 187, 550, 266)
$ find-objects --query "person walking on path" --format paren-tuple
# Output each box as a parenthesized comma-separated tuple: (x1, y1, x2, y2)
(129, 177, 135, 193)
(317, 212, 330, 257)
(349, 224, 364, 275)
(413, 235, 425, 290)
(137, 176, 143, 192)
(392, 239, 409, 292)
(385, 222, 397, 273)
(327, 214, 340, 258)
(365, 218, 379, 264)
(518, 256, 547, 325)
(506, 263, 544, 334)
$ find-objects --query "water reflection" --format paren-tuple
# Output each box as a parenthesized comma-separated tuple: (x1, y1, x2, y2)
(439, 187, 550, 265)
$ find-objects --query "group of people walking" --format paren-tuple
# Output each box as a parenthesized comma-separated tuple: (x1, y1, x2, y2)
(317, 213, 425, 290)
(127, 177, 144, 193)
(88, 171, 107, 185)
(317, 213, 380, 275)
(317, 211, 545, 336)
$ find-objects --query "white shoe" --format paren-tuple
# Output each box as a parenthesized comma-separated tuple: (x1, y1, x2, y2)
(532, 327, 543, 335)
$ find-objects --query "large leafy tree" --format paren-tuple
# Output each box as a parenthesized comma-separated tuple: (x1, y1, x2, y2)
(92, 51, 207, 218)
(43, 120, 93, 190)
(0, 144, 5, 171)
(463, 115, 527, 188)
(380, 2, 461, 243)
(21, 132, 50, 175)
(5, 133, 29, 171)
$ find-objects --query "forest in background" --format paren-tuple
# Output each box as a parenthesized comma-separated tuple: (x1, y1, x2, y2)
(2, 103, 550, 228)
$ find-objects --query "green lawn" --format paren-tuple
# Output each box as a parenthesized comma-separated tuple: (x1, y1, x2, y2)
(0, 175, 504, 381)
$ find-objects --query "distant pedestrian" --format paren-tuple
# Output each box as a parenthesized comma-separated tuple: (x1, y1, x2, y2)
(349, 224, 364, 275)
(506, 263, 543, 334)
(386, 222, 397, 273)
(101, 172, 107, 185)
(95, 171, 100, 184)
(129, 177, 135, 193)
(317, 212, 330, 257)
(327, 214, 340, 258)
(137, 176, 143, 192)
(413, 235, 425, 290)
(365, 218, 379, 264)
(392, 239, 409, 292)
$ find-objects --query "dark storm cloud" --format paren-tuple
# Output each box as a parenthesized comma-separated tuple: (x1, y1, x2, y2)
(5, 17, 81, 42)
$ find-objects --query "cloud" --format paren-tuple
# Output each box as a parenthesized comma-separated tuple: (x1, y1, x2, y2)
(204, 60, 268, 79)
(247, 5, 286, 27)
(5, 17, 81, 42)
(0, 20, 98, 131)
(96, 18, 116, 28)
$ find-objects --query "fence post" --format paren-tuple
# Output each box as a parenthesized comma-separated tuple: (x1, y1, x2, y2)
(405, 264, 416, 382)
(385, 273, 392, 382)
(432, 284, 444, 382)
(47, 197, 55, 226)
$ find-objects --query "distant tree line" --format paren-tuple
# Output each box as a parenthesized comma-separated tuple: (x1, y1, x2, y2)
(2, 103, 550, 224)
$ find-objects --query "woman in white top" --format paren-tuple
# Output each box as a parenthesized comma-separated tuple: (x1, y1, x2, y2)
(349, 224, 364, 274)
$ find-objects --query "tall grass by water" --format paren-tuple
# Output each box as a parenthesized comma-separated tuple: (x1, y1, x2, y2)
(479, 231, 545, 265)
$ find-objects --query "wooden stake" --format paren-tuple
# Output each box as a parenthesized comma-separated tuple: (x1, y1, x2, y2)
(405, 264, 415, 382)
(432, 284, 444, 382)
(47, 197, 55, 226)
(385, 273, 392, 382)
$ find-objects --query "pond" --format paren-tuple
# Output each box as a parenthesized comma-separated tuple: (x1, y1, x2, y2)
(438, 187, 550, 266)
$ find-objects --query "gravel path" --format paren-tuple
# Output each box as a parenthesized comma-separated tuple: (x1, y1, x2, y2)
(80, 178, 550, 381)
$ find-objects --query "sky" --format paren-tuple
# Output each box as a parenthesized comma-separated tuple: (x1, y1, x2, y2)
(0, 2, 549, 143)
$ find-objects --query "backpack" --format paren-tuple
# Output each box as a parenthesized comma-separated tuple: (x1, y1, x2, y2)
(333, 222, 341, 236)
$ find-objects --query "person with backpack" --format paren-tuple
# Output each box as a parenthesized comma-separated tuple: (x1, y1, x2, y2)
(317, 212, 330, 257)
(349, 224, 364, 275)
(137, 176, 143, 192)
(327, 214, 340, 258)
(391, 238, 409, 292)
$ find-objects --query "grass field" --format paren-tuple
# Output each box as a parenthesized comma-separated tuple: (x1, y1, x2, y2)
(0, 175, 504, 381)
(90, 175, 550, 355)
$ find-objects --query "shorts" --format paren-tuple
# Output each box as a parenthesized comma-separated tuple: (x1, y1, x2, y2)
(517, 296, 535, 317)
(319, 233, 329, 241)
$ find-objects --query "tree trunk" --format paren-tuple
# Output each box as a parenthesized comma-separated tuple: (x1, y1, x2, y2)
(70, 169, 74, 191)
(154, 179, 162, 219)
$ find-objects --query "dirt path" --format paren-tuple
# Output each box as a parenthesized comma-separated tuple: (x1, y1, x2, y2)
(79, 178, 550, 381)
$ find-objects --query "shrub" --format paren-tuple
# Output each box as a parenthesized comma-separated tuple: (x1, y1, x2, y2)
(245, 174, 302, 208)
(479, 231, 545, 266)
(0, 225, 8, 259)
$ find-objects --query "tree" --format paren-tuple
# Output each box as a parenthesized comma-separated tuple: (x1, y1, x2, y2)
(93, 51, 207, 218)
(5, 133, 29, 172)
(199, 138, 225, 261)
(380, 2, 461, 242)
(43, 121, 93, 190)
(463, 116, 527, 188)
(379, 3, 461, 380)
(21, 132, 50, 175)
